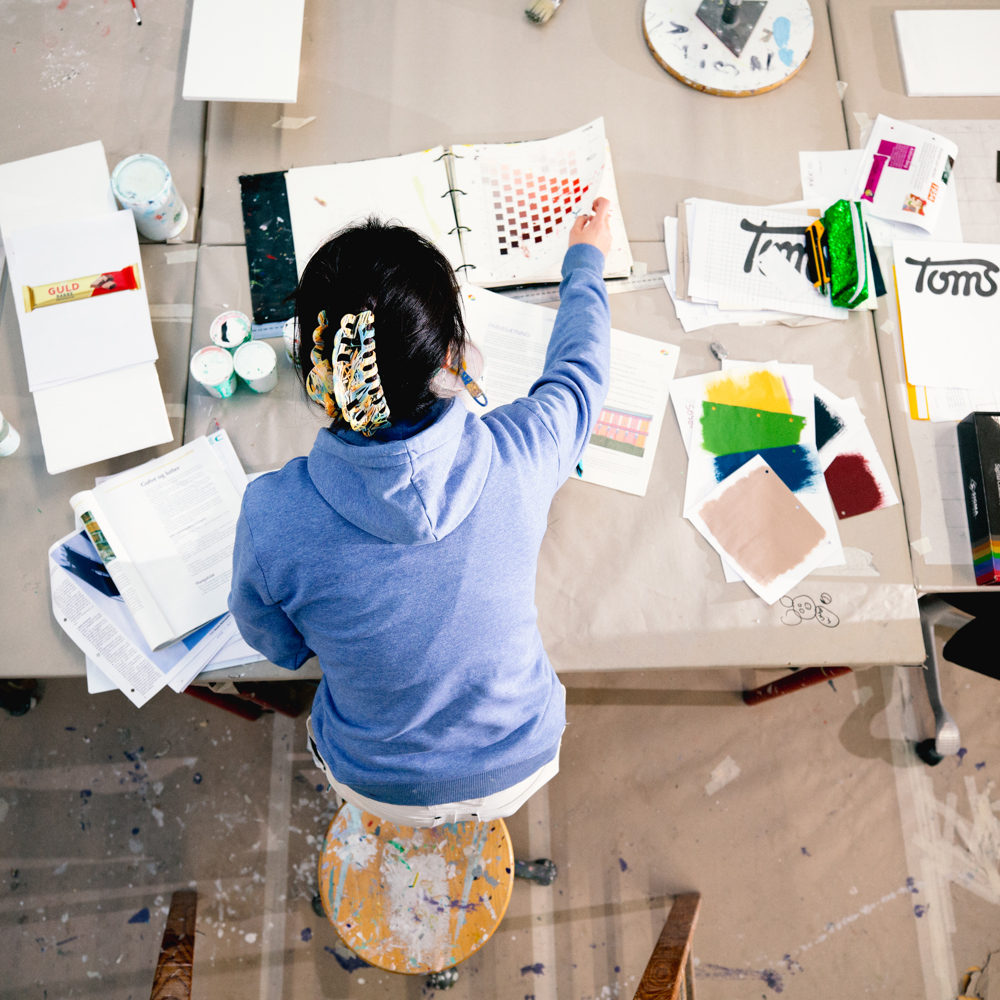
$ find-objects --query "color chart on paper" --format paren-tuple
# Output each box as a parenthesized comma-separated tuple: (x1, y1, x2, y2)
(590, 407, 652, 458)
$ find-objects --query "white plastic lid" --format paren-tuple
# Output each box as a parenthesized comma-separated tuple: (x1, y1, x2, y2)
(190, 345, 234, 384)
(234, 340, 277, 379)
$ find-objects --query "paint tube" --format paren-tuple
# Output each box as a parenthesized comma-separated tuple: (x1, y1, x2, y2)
(21, 264, 140, 312)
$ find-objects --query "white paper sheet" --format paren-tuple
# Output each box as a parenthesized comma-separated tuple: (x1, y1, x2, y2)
(182, 0, 305, 102)
(284, 148, 465, 276)
(894, 10, 1000, 97)
(0, 141, 115, 238)
(50, 529, 231, 708)
(32, 362, 172, 475)
(5, 211, 157, 392)
(686, 199, 848, 320)
(461, 288, 677, 497)
(851, 116, 958, 233)
(451, 119, 633, 285)
(813, 383, 866, 471)
(894, 239, 1000, 390)
(925, 385, 1000, 423)
(823, 422, 899, 517)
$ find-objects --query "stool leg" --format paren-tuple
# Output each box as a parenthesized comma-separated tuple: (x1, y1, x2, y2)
(914, 597, 961, 764)
(426, 967, 459, 990)
(514, 858, 558, 885)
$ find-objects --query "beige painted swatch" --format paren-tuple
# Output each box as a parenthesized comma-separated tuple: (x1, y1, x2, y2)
(699, 464, 826, 585)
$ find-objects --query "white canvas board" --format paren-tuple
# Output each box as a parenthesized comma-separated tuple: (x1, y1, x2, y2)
(894, 10, 1000, 97)
(687, 455, 837, 606)
(851, 116, 958, 233)
(686, 199, 848, 320)
(5, 210, 157, 392)
(33, 362, 172, 475)
(0, 141, 115, 238)
(182, 0, 305, 102)
(451, 119, 633, 285)
(284, 148, 464, 276)
(461, 288, 676, 497)
(894, 239, 1000, 389)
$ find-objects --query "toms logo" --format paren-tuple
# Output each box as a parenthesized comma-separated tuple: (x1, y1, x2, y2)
(905, 256, 999, 297)
(740, 219, 808, 274)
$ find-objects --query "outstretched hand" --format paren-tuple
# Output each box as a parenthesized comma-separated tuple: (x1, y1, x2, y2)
(567, 197, 612, 257)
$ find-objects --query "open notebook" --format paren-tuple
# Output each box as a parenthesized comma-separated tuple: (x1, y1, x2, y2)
(243, 119, 633, 324)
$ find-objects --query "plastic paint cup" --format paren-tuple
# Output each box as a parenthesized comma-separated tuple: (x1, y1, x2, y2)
(234, 340, 278, 393)
(0, 411, 20, 457)
(190, 346, 237, 398)
(111, 154, 189, 241)
(209, 310, 252, 352)
(282, 317, 300, 364)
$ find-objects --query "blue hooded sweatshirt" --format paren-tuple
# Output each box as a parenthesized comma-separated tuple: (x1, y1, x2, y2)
(228, 242, 610, 805)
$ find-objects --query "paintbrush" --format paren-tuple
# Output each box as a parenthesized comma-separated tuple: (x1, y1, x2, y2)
(128, 0, 141, 25)
(525, 0, 563, 24)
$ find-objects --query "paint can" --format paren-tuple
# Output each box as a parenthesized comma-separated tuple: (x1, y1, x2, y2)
(111, 154, 189, 241)
(209, 310, 252, 352)
(233, 340, 278, 393)
(190, 346, 237, 398)
(0, 411, 21, 457)
(282, 317, 300, 364)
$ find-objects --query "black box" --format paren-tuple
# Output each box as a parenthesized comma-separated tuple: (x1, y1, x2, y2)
(957, 412, 1000, 585)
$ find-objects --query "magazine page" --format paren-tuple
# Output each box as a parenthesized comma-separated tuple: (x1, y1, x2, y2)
(84, 436, 244, 648)
(451, 118, 633, 286)
(67, 490, 175, 651)
(49, 529, 231, 707)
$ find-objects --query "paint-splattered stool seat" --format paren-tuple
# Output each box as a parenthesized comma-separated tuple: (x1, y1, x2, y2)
(318, 802, 515, 987)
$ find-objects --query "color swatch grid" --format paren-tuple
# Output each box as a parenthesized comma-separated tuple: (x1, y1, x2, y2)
(590, 406, 652, 457)
(483, 152, 590, 259)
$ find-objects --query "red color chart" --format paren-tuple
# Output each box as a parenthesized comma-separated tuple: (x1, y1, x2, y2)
(484, 152, 589, 259)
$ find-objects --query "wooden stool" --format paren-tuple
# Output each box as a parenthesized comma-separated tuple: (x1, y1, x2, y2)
(318, 802, 514, 983)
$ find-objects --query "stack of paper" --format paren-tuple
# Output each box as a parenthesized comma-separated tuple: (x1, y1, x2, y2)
(669, 363, 898, 603)
(0, 142, 172, 473)
(460, 288, 679, 497)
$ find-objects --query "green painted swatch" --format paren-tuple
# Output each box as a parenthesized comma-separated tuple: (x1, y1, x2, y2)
(701, 402, 806, 456)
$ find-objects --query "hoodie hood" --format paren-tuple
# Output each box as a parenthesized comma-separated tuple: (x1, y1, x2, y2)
(306, 398, 493, 545)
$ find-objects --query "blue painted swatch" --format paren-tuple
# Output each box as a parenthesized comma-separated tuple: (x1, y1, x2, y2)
(713, 444, 819, 493)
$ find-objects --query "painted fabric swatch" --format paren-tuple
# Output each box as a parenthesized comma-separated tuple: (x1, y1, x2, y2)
(704, 367, 792, 414)
(688, 456, 834, 605)
(821, 421, 898, 519)
(713, 444, 819, 493)
(701, 401, 806, 456)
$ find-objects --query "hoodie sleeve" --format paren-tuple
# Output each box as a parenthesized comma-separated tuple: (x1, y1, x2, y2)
(229, 503, 314, 671)
(499, 242, 611, 486)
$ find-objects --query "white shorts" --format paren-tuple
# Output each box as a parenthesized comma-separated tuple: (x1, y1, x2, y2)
(307, 713, 562, 829)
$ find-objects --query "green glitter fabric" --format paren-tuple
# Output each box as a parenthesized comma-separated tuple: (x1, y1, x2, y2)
(823, 199, 870, 309)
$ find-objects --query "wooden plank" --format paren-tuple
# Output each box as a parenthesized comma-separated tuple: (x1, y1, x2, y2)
(150, 890, 198, 1000)
(633, 892, 701, 1000)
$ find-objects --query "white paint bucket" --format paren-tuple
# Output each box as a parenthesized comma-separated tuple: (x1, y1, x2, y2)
(0, 411, 20, 457)
(190, 346, 237, 398)
(282, 317, 300, 364)
(111, 154, 189, 241)
(209, 310, 252, 352)
(234, 340, 278, 393)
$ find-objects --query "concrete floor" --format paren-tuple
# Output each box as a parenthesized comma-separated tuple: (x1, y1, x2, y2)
(2, 640, 998, 1000)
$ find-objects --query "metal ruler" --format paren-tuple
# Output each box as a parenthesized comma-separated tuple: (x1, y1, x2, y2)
(497, 270, 667, 305)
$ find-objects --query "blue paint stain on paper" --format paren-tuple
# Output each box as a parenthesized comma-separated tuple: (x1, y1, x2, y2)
(300, 927, 312, 942)
(801, 847, 810, 856)
(957, 748, 968, 764)
(914, 904, 928, 917)
(324, 943, 370, 972)
(713, 445, 819, 493)
(128, 908, 150, 924)
(698, 963, 786, 992)
(976, 761, 986, 770)
(521, 964, 545, 976)
(619, 858, 628, 872)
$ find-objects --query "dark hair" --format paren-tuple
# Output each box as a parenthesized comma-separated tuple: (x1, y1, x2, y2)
(294, 218, 467, 426)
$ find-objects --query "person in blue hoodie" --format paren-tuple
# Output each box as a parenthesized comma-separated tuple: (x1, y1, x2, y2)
(229, 198, 612, 827)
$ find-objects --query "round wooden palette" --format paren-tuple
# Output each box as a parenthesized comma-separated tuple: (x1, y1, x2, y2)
(317, 803, 514, 974)
(643, 0, 814, 97)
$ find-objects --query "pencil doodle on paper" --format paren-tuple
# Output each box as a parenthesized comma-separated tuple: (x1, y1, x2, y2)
(780, 593, 839, 628)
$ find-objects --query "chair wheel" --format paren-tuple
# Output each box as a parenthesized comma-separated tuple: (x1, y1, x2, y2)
(915, 738, 944, 766)
(426, 967, 459, 990)
(514, 858, 558, 885)
(311, 893, 326, 918)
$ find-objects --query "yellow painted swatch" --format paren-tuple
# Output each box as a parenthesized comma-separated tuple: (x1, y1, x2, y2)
(705, 369, 792, 414)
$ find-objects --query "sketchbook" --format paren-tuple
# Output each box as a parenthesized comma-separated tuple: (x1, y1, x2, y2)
(460, 288, 677, 497)
(66, 431, 247, 653)
(282, 119, 633, 289)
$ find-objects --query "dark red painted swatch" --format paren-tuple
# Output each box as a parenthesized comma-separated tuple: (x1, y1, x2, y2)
(825, 452, 884, 519)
